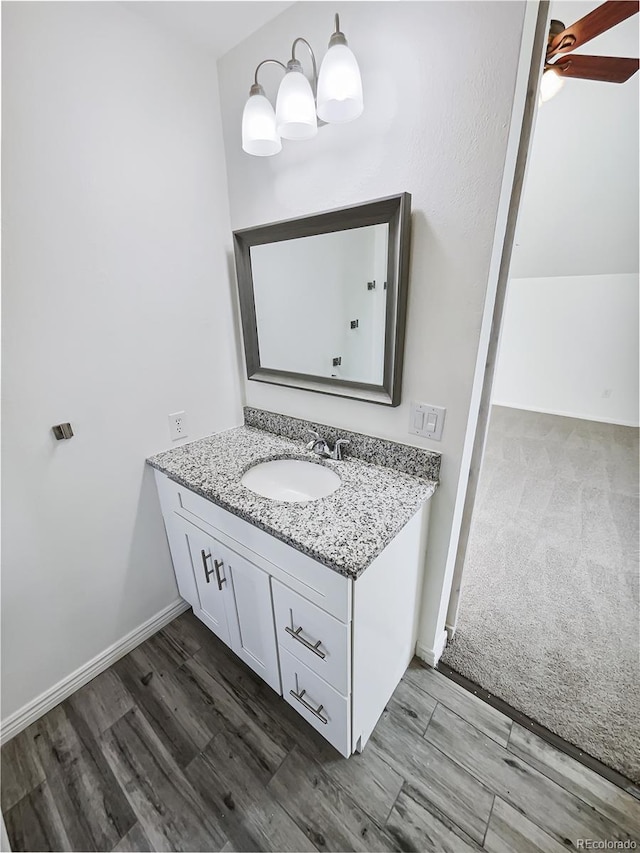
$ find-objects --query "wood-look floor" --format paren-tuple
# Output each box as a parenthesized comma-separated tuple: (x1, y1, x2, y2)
(2, 611, 639, 852)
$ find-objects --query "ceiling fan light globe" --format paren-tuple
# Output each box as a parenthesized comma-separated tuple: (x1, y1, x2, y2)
(317, 44, 364, 123)
(540, 68, 565, 103)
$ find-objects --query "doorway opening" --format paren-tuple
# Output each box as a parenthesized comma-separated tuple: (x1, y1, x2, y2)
(442, 0, 639, 786)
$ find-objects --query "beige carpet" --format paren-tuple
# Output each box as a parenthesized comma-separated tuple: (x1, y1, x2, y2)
(442, 406, 640, 783)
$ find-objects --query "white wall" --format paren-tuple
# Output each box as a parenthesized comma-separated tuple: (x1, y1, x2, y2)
(493, 274, 639, 425)
(1, 2, 243, 722)
(218, 0, 528, 658)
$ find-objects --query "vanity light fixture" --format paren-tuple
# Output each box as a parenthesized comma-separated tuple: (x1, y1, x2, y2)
(241, 13, 363, 157)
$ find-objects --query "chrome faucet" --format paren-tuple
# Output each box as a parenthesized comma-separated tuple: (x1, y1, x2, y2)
(306, 431, 331, 457)
(306, 431, 350, 461)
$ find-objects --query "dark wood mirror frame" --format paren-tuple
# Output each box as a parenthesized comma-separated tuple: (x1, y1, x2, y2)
(233, 193, 411, 407)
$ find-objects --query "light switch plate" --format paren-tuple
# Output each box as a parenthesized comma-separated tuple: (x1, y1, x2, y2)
(409, 402, 445, 440)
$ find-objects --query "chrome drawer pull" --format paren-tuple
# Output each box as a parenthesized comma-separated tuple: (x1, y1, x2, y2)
(289, 688, 328, 724)
(285, 626, 326, 659)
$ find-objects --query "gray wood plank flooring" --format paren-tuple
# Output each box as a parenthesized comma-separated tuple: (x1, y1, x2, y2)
(3, 610, 639, 852)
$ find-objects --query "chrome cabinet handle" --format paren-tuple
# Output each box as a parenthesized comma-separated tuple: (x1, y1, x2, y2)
(285, 626, 326, 659)
(289, 688, 328, 724)
(200, 550, 225, 591)
(213, 558, 226, 592)
(200, 549, 215, 584)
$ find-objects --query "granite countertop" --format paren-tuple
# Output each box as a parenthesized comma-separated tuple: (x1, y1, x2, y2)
(147, 425, 438, 580)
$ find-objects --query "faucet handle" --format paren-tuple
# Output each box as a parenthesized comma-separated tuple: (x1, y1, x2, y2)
(332, 439, 350, 461)
(305, 429, 320, 450)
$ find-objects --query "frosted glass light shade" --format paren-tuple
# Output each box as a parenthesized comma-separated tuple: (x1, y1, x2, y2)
(276, 68, 317, 140)
(242, 90, 281, 156)
(317, 44, 363, 123)
(539, 68, 564, 104)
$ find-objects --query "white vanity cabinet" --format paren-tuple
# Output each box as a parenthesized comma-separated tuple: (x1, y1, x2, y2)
(153, 468, 431, 758)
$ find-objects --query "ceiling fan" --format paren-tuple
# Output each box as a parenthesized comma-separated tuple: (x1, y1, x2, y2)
(541, 1, 639, 101)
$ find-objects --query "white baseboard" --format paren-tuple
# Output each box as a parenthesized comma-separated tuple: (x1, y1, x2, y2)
(491, 400, 639, 428)
(416, 629, 448, 668)
(0, 598, 190, 746)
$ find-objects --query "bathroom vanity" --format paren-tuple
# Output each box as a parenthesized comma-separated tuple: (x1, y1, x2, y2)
(148, 409, 439, 757)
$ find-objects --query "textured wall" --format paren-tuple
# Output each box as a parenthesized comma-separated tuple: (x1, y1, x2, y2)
(1, 2, 243, 720)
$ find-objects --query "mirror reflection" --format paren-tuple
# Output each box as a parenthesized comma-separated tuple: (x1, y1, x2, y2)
(251, 224, 389, 384)
(234, 193, 410, 406)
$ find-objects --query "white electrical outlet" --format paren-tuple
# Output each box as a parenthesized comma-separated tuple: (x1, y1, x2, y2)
(168, 411, 188, 441)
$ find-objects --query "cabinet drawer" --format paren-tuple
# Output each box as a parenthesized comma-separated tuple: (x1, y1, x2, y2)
(273, 580, 349, 696)
(279, 648, 350, 757)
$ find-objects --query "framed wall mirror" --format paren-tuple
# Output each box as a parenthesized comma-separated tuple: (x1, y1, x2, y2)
(233, 193, 411, 406)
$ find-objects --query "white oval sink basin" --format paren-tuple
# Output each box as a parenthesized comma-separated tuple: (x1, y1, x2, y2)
(241, 459, 340, 502)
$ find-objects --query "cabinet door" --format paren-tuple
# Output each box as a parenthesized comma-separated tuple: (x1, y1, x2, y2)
(178, 518, 231, 647)
(162, 513, 200, 609)
(219, 542, 281, 694)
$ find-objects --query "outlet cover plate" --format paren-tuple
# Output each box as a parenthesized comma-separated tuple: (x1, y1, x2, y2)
(409, 402, 445, 441)
(168, 411, 188, 441)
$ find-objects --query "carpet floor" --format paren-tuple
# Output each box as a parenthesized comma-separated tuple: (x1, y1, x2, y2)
(442, 406, 640, 783)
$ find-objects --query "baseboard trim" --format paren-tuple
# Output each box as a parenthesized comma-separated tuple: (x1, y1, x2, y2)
(0, 598, 190, 745)
(491, 400, 639, 428)
(416, 630, 448, 668)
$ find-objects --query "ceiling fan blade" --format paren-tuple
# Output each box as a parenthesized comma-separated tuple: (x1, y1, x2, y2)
(551, 53, 640, 82)
(547, 1, 639, 58)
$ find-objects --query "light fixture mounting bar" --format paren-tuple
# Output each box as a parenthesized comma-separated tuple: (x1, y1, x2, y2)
(291, 37, 318, 96)
(253, 58, 286, 86)
(329, 13, 347, 47)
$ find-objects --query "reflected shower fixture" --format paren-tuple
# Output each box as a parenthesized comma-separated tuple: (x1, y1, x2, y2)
(241, 13, 363, 157)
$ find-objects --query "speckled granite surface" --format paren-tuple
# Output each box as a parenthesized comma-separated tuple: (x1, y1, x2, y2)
(147, 425, 438, 579)
(244, 407, 441, 481)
